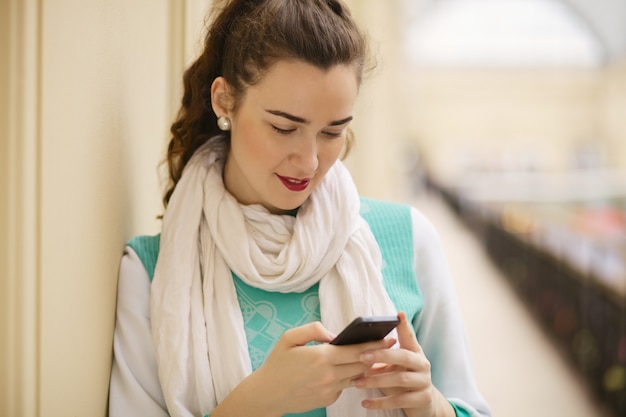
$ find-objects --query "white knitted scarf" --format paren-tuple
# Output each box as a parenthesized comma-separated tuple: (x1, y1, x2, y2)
(151, 139, 401, 417)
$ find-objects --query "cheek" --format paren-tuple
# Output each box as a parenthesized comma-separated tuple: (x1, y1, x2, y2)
(234, 123, 274, 163)
(311, 139, 346, 182)
(320, 138, 346, 165)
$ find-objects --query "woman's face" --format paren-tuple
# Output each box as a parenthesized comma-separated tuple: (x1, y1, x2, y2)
(213, 60, 359, 214)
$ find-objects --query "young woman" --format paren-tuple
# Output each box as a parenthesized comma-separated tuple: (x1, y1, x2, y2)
(108, 1, 491, 416)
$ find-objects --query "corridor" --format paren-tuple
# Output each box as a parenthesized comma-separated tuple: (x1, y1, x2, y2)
(411, 192, 617, 417)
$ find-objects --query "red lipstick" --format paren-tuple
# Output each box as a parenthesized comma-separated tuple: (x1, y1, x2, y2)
(276, 174, 311, 192)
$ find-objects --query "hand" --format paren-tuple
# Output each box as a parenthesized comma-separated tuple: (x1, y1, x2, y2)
(352, 312, 455, 417)
(243, 321, 397, 416)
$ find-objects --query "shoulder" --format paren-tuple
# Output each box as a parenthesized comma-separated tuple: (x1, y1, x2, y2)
(359, 197, 439, 246)
(360, 197, 448, 286)
(359, 197, 413, 239)
(126, 234, 161, 282)
(407, 204, 444, 250)
(117, 244, 153, 308)
(114, 235, 160, 309)
(359, 197, 412, 221)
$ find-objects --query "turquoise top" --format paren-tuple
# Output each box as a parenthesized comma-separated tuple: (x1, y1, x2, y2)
(126, 197, 472, 417)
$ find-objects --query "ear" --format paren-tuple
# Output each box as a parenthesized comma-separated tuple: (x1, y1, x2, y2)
(210, 77, 233, 118)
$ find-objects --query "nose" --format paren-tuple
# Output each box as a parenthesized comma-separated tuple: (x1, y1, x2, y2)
(290, 135, 319, 173)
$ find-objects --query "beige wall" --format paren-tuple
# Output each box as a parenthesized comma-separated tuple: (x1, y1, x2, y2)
(604, 59, 626, 167)
(0, 0, 189, 415)
(401, 63, 626, 186)
(345, 0, 436, 202)
(38, 1, 173, 414)
(407, 68, 607, 182)
(0, 0, 10, 412)
(344, 0, 409, 201)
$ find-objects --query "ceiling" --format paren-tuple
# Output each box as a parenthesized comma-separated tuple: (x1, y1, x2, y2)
(404, 0, 626, 65)
(562, 0, 626, 61)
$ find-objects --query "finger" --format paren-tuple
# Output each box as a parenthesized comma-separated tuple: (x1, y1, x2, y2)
(280, 322, 335, 347)
(354, 369, 431, 390)
(363, 363, 401, 376)
(360, 347, 430, 373)
(362, 389, 433, 411)
(397, 311, 420, 353)
(334, 362, 372, 383)
(329, 337, 396, 365)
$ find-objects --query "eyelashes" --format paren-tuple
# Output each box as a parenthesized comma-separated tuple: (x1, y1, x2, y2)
(271, 125, 296, 135)
(271, 125, 343, 138)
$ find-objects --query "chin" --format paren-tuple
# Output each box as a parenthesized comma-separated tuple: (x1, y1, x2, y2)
(270, 198, 307, 215)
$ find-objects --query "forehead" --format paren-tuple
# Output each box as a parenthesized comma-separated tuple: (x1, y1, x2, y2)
(243, 60, 360, 119)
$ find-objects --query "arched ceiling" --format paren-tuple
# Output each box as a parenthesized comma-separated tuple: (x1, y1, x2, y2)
(561, 0, 626, 61)
(405, 0, 626, 64)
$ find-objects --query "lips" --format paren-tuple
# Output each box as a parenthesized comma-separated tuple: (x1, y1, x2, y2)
(276, 174, 311, 192)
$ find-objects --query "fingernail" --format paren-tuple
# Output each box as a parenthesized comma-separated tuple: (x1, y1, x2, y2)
(360, 352, 374, 363)
(352, 378, 364, 388)
(362, 399, 371, 408)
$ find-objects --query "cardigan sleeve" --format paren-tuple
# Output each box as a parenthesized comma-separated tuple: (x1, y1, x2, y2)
(109, 247, 169, 417)
(108, 209, 490, 417)
(410, 207, 492, 417)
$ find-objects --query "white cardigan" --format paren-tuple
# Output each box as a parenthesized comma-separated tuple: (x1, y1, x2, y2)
(108, 207, 491, 417)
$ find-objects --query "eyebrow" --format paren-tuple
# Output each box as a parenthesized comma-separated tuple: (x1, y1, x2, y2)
(265, 110, 353, 126)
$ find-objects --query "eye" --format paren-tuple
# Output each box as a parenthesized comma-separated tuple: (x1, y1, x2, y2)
(271, 125, 296, 135)
(321, 130, 343, 139)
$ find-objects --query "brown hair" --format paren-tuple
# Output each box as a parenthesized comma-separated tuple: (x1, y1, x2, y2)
(163, 0, 372, 207)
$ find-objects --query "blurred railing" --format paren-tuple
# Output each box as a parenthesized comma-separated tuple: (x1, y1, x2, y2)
(428, 169, 626, 417)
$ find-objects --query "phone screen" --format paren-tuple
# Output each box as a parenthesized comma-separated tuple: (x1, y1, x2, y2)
(330, 316, 399, 345)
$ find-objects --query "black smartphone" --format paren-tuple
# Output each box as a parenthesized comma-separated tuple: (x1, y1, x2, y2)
(330, 316, 400, 345)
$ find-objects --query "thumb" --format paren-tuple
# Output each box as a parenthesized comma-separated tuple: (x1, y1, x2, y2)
(280, 321, 335, 347)
(397, 311, 421, 352)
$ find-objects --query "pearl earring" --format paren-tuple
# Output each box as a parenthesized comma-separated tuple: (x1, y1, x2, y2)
(217, 116, 231, 131)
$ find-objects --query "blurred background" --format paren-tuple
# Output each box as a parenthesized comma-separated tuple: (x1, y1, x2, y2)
(1, 0, 624, 416)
